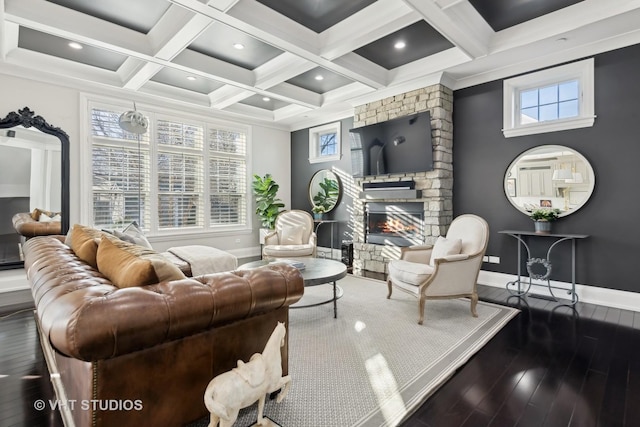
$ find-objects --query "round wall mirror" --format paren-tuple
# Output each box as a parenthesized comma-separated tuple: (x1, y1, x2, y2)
(504, 145, 595, 217)
(308, 169, 341, 213)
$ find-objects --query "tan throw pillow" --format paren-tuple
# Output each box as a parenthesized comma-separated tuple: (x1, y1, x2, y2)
(281, 225, 304, 245)
(70, 224, 104, 268)
(429, 236, 462, 266)
(97, 237, 186, 288)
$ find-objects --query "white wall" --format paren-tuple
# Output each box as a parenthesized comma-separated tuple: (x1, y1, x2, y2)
(0, 73, 292, 292)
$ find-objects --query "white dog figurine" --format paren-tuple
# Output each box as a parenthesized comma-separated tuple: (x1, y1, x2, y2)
(204, 322, 291, 427)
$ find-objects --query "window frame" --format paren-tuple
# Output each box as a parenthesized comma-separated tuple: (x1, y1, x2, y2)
(308, 121, 341, 163)
(82, 96, 252, 237)
(503, 58, 595, 138)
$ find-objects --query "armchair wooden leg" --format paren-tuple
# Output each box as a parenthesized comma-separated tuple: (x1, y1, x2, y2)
(386, 279, 393, 299)
(470, 292, 478, 317)
(418, 296, 426, 325)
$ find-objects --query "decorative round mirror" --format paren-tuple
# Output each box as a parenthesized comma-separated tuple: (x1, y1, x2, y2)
(504, 145, 595, 217)
(308, 169, 341, 213)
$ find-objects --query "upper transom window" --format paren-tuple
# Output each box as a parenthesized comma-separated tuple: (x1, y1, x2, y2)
(503, 58, 595, 138)
(309, 122, 341, 163)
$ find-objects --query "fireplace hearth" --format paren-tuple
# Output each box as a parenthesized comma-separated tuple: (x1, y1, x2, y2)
(366, 202, 424, 247)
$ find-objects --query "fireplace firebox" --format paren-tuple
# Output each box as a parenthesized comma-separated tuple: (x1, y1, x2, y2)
(366, 202, 424, 246)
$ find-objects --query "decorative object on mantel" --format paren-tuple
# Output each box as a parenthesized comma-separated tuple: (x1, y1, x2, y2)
(252, 174, 285, 230)
(529, 208, 561, 234)
(204, 322, 290, 427)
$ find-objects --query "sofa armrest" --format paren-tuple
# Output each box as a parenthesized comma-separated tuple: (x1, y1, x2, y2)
(12, 212, 62, 238)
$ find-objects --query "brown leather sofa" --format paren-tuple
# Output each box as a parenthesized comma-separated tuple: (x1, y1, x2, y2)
(12, 211, 62, 238)
(23, 235, 304, 427)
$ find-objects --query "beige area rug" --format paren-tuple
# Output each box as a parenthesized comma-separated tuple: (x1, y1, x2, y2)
(190, 275, 518, 427)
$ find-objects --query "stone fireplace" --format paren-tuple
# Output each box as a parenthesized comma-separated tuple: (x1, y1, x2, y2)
(351, 83, 453, 273)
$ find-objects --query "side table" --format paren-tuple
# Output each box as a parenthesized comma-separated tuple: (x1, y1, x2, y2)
(499, 230, 589, 306)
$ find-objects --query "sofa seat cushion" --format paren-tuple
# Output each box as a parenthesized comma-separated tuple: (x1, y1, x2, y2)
(97, 237, 186, 288)
(388, 259, 434, 287)
(263, 243, 314, 258)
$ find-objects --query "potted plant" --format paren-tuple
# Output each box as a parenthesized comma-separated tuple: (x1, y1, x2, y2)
(252, 174, 284, 231)
(529, 208, 561, 234)
(312, 205, 326, 220)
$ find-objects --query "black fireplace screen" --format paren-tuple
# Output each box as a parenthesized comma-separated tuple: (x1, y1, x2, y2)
(366, 202, 424, 246)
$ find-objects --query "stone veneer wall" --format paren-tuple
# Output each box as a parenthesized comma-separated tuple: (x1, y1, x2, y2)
(352, 84, 453, 273)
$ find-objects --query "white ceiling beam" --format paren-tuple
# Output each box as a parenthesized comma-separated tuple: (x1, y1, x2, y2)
(139, 80, 212, 107)
(0, 20, 19, 61)
(121, 5, 213, 90)
(319, 0, 419, 61)
(388, 47, 471, 85)
(170, 0, 387, 89)
(330, 53, 388, 88)
(121, 62, 165, 90)
(6, 48, 124, 87)
(221, 102, 275, 121)
(403, 0, 492, 59)
(491, 0, 640, 54)
(272, 104, 313, 122)
(208, 85, 254, 109)
(266, 82, 322, 109)
(172, 49, 254, 87)
(322, 82, 375, 106)
(207, 0, 240, 13)
(5, 0, 152, 56)
(253, 53, 315, 90)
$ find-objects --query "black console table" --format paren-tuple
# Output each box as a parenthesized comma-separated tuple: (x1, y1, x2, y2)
(499, 230, 589, 306)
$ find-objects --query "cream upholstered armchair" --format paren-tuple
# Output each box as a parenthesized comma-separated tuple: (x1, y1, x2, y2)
(262, 210, 317, 259)
(387, 214, 489, 325)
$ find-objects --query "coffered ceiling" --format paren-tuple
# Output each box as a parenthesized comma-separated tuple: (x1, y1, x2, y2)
(1, 0, 640, 130)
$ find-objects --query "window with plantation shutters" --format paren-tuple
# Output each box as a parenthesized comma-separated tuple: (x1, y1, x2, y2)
(209, 128, 247, 225)
(91, 108, 151, 229)
(156, 119, 204, 229)
(88, 101, 250, 234)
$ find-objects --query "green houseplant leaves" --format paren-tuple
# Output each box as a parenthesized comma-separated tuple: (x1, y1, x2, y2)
(252, 174, 285, 229)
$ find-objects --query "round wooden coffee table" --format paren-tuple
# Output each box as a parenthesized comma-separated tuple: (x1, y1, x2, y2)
(239, 257, 347, 318)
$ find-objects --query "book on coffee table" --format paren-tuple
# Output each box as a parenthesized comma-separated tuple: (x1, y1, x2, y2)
(272, 259, 306, 270)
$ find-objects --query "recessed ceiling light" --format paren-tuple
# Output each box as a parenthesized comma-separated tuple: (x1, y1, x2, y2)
(314, 75, 324, 81)
(262, 97, 271, 102)
(186, 76, 197, 81)
(233, 43, 245, 50)
(68, 42, 83, 50)
(394, 41, 406, 49)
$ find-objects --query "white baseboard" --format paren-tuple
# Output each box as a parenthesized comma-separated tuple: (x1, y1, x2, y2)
(478, 270, 640, 313)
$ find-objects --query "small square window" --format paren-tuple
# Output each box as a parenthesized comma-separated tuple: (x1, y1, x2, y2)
(309, 122, 341, 163)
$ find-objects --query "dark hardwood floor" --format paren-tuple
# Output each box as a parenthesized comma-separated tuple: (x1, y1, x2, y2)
(2, 278, 639, 426)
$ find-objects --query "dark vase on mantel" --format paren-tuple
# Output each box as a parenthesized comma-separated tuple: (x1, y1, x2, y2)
(534, 220, 552, 234)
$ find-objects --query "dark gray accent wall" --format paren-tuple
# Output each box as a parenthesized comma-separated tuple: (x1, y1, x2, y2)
(453, 43, 640, 292)
(291, 117, 355, 250)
